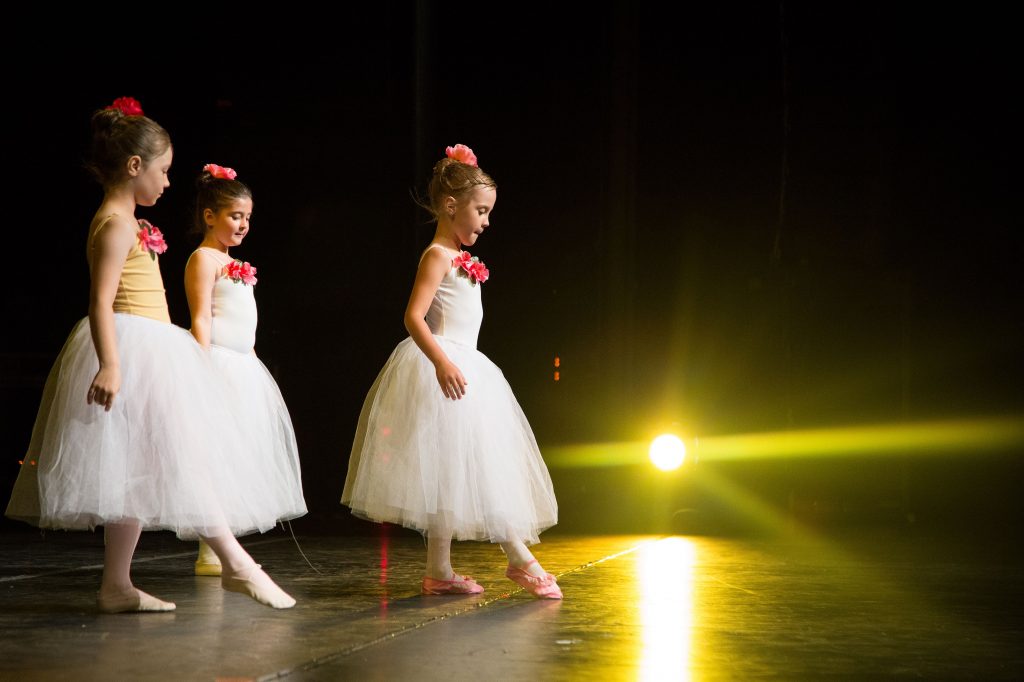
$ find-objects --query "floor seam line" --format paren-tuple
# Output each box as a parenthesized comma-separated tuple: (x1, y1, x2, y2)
(0, 537, 289, 583)
(257, 537, 662, 680)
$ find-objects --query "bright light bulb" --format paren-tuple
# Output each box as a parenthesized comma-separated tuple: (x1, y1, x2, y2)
(649, 434, 686, 471)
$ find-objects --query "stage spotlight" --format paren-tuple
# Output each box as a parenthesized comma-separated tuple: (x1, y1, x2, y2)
(649, 434, 687, 471)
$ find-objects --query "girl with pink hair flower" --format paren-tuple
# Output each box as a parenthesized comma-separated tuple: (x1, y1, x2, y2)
(5, 98, 297, 612)
(184, 164, 307, 579)
(343, 145, 562, 599)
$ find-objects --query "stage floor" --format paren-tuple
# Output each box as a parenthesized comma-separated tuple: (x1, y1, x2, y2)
(1, 526, 1021, 680)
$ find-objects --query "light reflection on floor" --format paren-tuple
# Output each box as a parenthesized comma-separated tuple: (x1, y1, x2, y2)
(639, 537, 696, 681)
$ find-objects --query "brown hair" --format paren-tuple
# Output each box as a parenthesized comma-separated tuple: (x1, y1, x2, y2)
(86, 107, 171, 187)
(192, 169, 253, 239)
(422, 157, 497, 221)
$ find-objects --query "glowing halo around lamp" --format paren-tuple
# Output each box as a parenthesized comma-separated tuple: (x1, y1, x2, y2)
(649, 434, 687, 471)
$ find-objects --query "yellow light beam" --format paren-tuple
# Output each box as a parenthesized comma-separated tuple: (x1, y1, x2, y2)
(700, 416, 1024, 460)
(545, 441, 650, 468)
(544, 416, 1024, 468)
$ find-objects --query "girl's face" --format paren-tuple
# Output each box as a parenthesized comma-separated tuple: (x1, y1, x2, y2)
(448, 186, 496, 248)
(204, 197, 254, 249)
(133, 146, 172, 207)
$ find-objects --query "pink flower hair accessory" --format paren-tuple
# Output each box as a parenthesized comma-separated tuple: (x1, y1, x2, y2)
(224, 259, 258, 286)
(453, 250, 489, 285)
(445, 144, 478, 167)
(105, 97, 144, 116)
(136, 220, 168, 260)
(203, 164, 237, 180)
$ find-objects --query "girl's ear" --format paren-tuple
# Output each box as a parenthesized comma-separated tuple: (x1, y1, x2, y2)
(125, 155, 143, 178)
(444, 195, 457, 218)
(203, 207, 216, 228)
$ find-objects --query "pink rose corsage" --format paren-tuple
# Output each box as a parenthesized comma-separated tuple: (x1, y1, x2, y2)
(445, 144, 478, 167)
(136, 219, 168, 260)
(453, 250, 489, 285)
(203, 163, 237, 180)
(106, 96, 144, 116)
(224, 259, 258, 286)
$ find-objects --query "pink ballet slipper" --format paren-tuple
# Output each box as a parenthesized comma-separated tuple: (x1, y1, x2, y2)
(505, 560, 563, 599)
(421, 573, 485, 595)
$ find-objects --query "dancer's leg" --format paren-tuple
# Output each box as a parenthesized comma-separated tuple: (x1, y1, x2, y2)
(499, 538, 547, 577)
(500, 537, 562, 599)
(200, 531, 295, 609)
(421, 525, 484, 594)
(426, 529, 454, 580)
(98, 521, 175, 613)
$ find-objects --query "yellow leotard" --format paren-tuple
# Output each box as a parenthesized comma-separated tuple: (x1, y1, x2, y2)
(88, 214, 170, 323)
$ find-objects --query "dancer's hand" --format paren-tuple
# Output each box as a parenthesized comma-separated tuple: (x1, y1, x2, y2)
(88, 365, 121, 411)
(435, 360, 467, 400)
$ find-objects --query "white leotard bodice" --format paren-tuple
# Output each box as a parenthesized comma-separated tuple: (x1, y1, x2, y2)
(196, 248, 257, 353)
(422, 244, 483, 349)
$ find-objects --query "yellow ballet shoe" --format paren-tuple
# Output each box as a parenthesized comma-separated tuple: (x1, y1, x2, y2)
(194, 559, 223, 577)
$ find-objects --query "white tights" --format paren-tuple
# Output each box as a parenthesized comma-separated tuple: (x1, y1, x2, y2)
(425, 525, 547, 579)
(101, 520, 294, 609)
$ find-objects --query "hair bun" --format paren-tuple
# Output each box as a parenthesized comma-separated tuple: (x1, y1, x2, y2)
(433, 157, 456, 176)
(90, 107, 123, 135)
(91, 97, 144, 136)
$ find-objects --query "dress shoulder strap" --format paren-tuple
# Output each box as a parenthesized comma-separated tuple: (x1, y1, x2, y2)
(194, 247, 233, 269)
(94, 213, 119, 230)
(87, 214, 128, 253)
(418, 243, 456, 264)
(89, 213, 121, 239)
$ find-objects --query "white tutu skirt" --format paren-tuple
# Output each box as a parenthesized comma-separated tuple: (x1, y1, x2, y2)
(342, 336, 558, 545)
(209, 344, 306, 521)
(5, 314, 306, 539)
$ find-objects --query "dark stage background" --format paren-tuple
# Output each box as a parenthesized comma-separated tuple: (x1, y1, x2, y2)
(1, 4, 1020, 538)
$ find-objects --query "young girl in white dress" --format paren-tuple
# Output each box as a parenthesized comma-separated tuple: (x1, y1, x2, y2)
(342, 144, 561, 598)
(184, 164, 307, 577)
(5, 98, 296, 611)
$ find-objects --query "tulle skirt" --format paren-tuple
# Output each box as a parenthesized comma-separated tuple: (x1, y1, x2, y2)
(5, 314, 305, 539)
(209, 344, 306, 521)
(342, 336, 558, 544)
